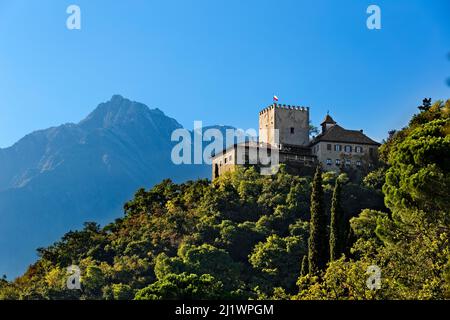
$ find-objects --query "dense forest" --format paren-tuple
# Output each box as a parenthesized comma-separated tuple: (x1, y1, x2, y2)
(0, 99, 449, 300)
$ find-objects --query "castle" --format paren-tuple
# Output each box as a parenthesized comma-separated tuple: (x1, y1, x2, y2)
(212, 103, 380, 179)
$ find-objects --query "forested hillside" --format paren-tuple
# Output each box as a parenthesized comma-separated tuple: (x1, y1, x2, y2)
(0, 95, 213, 278)
(1, 100, 448, 300)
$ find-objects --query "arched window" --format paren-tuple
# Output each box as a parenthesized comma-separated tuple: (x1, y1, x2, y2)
(214, 164, 219, 178)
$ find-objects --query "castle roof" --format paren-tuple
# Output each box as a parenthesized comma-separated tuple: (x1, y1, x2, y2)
(259, 103, 309, 115)
(211, 141, 278, 159)
(311, 124, 380, 146)
(321, 114, 336, 125)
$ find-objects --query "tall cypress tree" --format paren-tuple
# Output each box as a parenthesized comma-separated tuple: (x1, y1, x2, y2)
(308, 166, 328, 275)
(300, 255, 308, 277)
(329, 179, 343, 261)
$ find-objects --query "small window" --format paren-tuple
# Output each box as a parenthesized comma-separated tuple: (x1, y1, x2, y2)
(356, 160, 362, 167)
(335, 159, 341, 165)
(355, 146, 363, 153)
(345, 159, 351, 166)
(326, 159, 332, 166)
(344, 145, 352, 153)
(327, 144, 332, 151)
(214, 164, 219, 177)
(369, 147, 374, 156)
(290, 127, 295, 134)
(335, 145, 342, 152)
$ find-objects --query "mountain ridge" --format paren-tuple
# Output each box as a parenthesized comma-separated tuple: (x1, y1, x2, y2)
(0, 95, 225, 278)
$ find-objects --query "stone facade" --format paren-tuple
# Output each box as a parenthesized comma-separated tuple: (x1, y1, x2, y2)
(259, 104, 309, 147)
(311, 141, 378, 171)
(212, 147, 238, 180)
(310, 115, 380, 173)
(212, 103, 380, 179)
(212, 141, 316, 179)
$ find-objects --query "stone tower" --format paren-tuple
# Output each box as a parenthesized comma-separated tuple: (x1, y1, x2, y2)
(259, 103, 310, 147)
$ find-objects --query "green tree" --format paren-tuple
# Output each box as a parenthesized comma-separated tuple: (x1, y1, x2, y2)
(300, 255, 308, 277)
(299, 100, 450, 300)
(134, 273, 225, 300)
(329, 180, 343, 261)
(154, 244, 242, 292)
(82, 263, 106, 299)
(308, 166, 328, 274)
(249, 234, 306, 292)
(383, 107, 450, 218)
(363, 167, 386, 190)
(110, 283, 135, 300)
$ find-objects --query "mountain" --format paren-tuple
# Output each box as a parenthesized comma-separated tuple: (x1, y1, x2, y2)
(0, 95, 229, 278)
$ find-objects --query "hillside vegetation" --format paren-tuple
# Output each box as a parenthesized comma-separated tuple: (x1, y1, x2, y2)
(1, 100, 449, 300)
(0, 95, 212, 278)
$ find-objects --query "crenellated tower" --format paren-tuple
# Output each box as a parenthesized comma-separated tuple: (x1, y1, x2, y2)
(259, 103, 310, 148)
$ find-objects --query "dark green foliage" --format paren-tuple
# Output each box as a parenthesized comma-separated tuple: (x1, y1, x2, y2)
(249, 235, 306, 292)
(383, 103, 450, 217)
(4, 167, 340, 299)
(300, 255, 308, 277)
(8, 97, 447, 301)
(418, 98, 432, 111)
(363, 167, 386, 191)
(329, 180, 343, 261)
(308, 166, 328, 275)
(37, 222, 111, 267)
(154, 244, 242, 292)
(134, 273, 226, 300)
(296, 99, 450, 300)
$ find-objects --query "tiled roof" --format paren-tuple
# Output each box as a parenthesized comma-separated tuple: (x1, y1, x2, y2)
(311, 125, 380, 146)
(321, 114, 336, 125)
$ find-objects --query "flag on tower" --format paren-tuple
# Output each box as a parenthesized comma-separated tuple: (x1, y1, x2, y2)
(273, 95, 279, 102)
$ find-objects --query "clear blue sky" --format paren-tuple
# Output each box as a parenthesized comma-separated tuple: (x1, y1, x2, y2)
(0, 0, 449, 147)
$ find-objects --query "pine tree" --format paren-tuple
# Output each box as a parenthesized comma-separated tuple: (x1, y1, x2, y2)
(308, 166, 328, 275)
(329, 179, 343, 261)
(300, 255, 308, 277)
